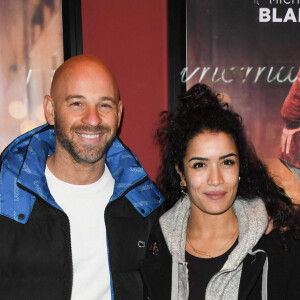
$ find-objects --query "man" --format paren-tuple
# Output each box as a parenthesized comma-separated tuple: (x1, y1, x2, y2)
(0, 55, 163, 299)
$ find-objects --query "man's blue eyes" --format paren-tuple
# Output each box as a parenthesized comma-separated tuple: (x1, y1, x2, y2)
(101, 104, 112, 108)
(70, 102, 112, 108)
(70, 102, 81, 106)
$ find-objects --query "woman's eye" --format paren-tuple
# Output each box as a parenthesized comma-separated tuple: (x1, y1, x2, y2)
(223, 159, 235, 166)
(193, 162, 205, 168)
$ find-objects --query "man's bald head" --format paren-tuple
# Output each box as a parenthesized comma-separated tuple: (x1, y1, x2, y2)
(50, 55, 120, 101)
(43, 54, 123, 171)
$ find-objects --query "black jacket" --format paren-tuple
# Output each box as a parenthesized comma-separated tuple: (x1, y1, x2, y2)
(140, 223, 300, 300)
(0, 124, 163, 300)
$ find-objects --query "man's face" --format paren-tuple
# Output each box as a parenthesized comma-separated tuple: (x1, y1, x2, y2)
(47, 61, 122, 165)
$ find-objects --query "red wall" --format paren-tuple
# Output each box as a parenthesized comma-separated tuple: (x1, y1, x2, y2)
(81, 0, 169, 180)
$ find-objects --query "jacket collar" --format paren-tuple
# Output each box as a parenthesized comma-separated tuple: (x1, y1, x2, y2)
(0, 124, 163, 224)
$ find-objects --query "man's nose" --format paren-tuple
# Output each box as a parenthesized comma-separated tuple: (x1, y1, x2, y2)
(82, 106, 102, 126)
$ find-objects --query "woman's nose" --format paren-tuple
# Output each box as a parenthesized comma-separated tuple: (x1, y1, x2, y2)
(207, 166, 224, 186)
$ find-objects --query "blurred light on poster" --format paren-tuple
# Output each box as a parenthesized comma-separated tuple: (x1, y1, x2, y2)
(0, 0, 63, 152)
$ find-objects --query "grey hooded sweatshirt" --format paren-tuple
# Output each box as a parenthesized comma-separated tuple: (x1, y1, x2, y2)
(159, 195, 269, 300)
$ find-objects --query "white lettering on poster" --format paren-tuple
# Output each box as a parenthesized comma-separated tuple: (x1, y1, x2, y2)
(181, 66, 298, 84)
(269, 0, 300, 4)
(259, 7, 300, 22)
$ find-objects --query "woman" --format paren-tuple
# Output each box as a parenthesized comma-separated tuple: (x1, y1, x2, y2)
(140, 84, 300, 300)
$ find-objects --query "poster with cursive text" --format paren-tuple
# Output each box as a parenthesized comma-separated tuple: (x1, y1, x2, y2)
(185, 0, 300, 202)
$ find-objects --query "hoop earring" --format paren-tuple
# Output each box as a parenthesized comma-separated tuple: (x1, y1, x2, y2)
(180, 181, 187, 198)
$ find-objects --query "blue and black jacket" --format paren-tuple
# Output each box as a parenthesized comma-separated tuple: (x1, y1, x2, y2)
(0, 124, 163, 300)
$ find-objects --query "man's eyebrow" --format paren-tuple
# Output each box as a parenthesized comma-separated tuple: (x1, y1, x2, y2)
(65, 95, 85, 101)
(100, 96, 117, 102)
(64, 95, 117, 102)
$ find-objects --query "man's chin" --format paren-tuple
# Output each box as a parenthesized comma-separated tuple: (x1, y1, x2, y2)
(73, 154, 103, 164)
(72, 148, 105, 164)
(58, 134, 113, 164)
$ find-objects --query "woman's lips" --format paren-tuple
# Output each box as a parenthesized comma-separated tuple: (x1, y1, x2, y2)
(204, 191, 227, 200)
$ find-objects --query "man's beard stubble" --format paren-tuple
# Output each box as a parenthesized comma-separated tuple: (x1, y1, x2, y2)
(54, 114, 117, 164)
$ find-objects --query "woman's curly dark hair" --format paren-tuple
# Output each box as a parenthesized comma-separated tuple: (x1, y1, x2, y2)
(157, 83, 300, 235)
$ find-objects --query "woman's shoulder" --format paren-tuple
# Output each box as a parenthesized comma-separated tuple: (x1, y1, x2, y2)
(258, 229, 300, 254)
(257, 229, 300, 273)
(257, 229, 300, 298)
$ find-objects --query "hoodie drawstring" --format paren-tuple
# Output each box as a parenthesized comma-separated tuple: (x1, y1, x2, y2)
(171, 254, 179, 300)
(261, 256, 268, 300)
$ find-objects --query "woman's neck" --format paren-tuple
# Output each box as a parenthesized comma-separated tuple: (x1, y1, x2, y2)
(188, 207, 238, 238)
(186, 207, 239, 258)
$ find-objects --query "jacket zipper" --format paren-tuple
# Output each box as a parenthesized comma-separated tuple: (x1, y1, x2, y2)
(104, 174, 149, 299)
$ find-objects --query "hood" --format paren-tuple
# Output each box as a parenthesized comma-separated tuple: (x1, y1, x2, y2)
(159, 195, 190, 262)
(206, 198, 268, 300)
(160, 195, 268, 263)
(159, 195, 268, 300)
(0, 124, 163, 224)
(225, 198, 268, 269)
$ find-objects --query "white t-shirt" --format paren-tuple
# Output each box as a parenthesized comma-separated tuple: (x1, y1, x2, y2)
(45, 164, 114, 300)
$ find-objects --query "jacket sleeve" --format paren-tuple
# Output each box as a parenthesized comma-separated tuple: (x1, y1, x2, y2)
(281, 68, 300, 128)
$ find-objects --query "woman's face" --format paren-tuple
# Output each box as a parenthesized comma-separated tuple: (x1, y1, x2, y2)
(178, 131, 239, 216)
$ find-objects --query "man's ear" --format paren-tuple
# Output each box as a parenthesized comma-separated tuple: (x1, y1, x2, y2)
(117, 100, 123, 128)
(44, 95, 55, 125)
(175, 164, 187, 186)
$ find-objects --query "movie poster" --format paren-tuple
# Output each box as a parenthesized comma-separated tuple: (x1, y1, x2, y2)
(185, 0, 300, 202)
(0, 0, 63, 153)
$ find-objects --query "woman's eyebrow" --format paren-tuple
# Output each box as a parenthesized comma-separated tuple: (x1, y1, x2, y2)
(188, 157, 208, 162)
(188, 153, 237, 162)
(220, 153, 237, 160)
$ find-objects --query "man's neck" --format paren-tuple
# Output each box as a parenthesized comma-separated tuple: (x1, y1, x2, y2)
(46, 151, 106, 185)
